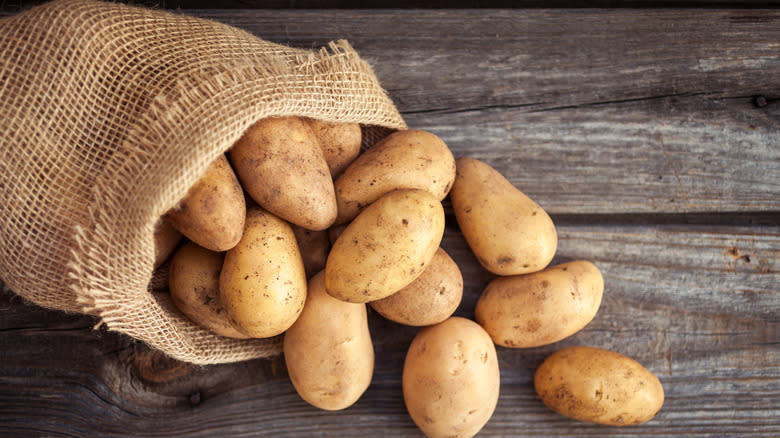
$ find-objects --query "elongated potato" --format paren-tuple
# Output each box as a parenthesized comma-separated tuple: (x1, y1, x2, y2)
(292, 225, 329, 279)
(370, 247, 463, 326)
(229, 116, 336, 231)
(403, 317, 500, 438)
(284, 271, 374, 410)
(168, 242, 248, 339)
(165, 154, 245, 251)
(450, 157, 556, 275)
(325, 189, 445, 303)
(219, 207, 306, 338)
(535, 346, 664, 426)
(333, 129, 455, 224)
(306, 118, 362, 178)
(476, 260, 603, 348)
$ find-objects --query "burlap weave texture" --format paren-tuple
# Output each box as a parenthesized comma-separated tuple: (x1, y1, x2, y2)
(0, 0, 406, 364)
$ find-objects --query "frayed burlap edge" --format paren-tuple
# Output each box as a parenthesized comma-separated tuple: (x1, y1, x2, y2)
(2, 1, 405, 365)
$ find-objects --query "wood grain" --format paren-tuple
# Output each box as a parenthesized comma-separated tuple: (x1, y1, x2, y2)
(196, 9, 780, 214)
(2, 221, 778, 436)
(1, 8, 778, 438)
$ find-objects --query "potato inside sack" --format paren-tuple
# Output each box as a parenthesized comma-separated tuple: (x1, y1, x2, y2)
(228, 116, 337, 231)
(402, 317, 500, 438)
(325, 188, 445, 303)
(370, 247, 463, 326)
(534, 346, 664, 426)
(475, 260, 604, 348)
(168, 242, 249, 339)
(450, 157, 557, 276)
(333, 129, 456, 225)
(284, 271, 374, 411)
(305, 118, 362, 178)
(219, 206, 306, 338)
(164, 154, 246, 252)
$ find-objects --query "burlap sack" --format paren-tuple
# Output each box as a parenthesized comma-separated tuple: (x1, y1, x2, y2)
(0, 0, 406, 364)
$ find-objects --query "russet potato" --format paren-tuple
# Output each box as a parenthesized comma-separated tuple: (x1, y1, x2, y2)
(229, 116, 336, 231)
(370, 247, 463, 326)
(475, 260, 603, 348)
(325, 189, 445, 303)
(168, 242, 248, 339)
(333, 129, 455, 225)
(165, 154, 245, 252)
(284, 271, 374, 410)
(306, 118, 362, 178)
(403, 317, 500, 438)
(450, 157, 556, 275)
(534, 346, 664, 426)
(219, 206, 306, 338)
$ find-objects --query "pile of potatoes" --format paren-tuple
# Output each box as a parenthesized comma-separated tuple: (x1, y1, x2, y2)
(156, 117, 663, 437)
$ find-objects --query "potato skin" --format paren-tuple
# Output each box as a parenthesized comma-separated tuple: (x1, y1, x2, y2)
(370, 247, 463, 326)
(325, 189, 445, 303)
(168, 242, 249, 339)
(534, 346, 664, 426)
(284, 271, 374, 410)
(333, 129, 455, 225)
(229, 116, 337, 231)
(450, 157, 556, 275)
(475, 260, 603, 348)
(219, 207, 306, 338)
(165, 154, 245, 252)
(306, 118, 362, 178)
(403, 317, 500, 438)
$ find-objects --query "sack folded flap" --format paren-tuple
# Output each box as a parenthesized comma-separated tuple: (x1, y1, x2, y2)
(0, 0, 405, 364)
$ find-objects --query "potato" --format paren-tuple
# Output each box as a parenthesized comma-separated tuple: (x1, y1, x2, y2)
(229, 116, 336, 231)
(325, 189, 445, 303)
(306, 118, 362, 178)
(152, 218, 182, 268)
(475, 260, 603, 348)
(333, 129, 455, 225)
(284, 271, 374, 410)
(450, 157, 556, 275)
(165, 154, 245, 251)
(168, 242, 249, 339)
(403, 317, 500, 438)
(291, 225, 329, 279)
(219, 206, 306, 338)
(370, 247, 463, 326)
(534, 346, 664, 426)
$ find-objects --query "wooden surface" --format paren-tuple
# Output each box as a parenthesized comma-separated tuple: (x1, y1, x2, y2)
(1, 8, 779, 438)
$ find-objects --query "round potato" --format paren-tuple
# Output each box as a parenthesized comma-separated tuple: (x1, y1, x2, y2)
(165, 154, 245, 252)
(284, 271, 374, 410)
(534, 346, 664, 426)
(325, 189, 445, 303)
(306, 118, 362, 178)
(403, 317, 500, 438)
(333, 129, 455, 225)
(219, 206, 306, 338)
(370, 247, 463, 326)
(229, 116, 336, 231)
(475, 260, 603, 348)
(450, 157, 556, 275)
(168, 242, 248, 339)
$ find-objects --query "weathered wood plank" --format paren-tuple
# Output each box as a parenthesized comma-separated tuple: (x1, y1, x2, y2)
(190, 10, 780, 214)
(1, 222, 777, 436)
